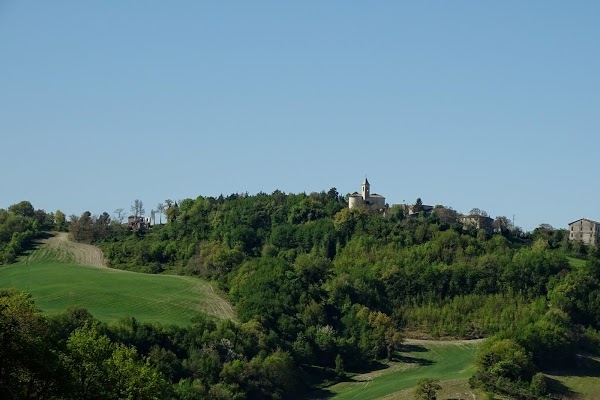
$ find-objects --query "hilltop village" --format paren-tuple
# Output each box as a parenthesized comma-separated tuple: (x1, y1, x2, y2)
(347, 177, 495, 234)
(347, 177, 599, 245)
(123, 177, 599, 247)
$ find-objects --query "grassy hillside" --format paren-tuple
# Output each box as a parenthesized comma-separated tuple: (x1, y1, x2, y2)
(545, 354, 600, 399)
(0, 236, 234, 325)
(320, 338, 600, 400)
(320, 339, 481, 400)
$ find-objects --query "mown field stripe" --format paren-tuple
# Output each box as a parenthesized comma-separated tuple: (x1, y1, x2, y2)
(0, 258, 234, 325)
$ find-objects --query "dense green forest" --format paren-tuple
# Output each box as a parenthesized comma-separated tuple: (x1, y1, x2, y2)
(3, 192, 600, 399)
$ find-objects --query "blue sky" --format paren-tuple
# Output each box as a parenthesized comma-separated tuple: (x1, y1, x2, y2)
(1, 1, 599, 231)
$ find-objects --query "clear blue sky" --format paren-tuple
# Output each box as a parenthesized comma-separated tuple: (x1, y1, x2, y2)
(1, 1, 599, 231)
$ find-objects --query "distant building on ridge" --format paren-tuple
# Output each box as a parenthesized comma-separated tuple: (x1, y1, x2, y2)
(346, 178, 493, 234)
(569, 218, 600, 245)
(127, 215, 151, 231)
(458, 214, 494, 234)
(348, 178, 386, 209)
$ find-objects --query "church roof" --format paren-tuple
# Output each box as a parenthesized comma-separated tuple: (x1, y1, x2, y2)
(363, 177, 370, 185)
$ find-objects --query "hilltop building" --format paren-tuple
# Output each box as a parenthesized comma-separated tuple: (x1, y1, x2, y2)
(127, 215, 151, 231)
(569, 218, 600, 245)
(459, 214, 494, 234)
(404, 203, 434, 217)
(348, 178, 386, 209)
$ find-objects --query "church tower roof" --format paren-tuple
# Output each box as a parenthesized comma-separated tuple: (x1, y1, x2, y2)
(363, 177, 370, 186)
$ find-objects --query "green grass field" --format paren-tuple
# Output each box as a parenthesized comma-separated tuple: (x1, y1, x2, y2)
(320, 337, 600, 400)
(0, 241, 234, 325)
(568, 256, 587, 270)
(320, 340, 481, 400)
(545, 354, 600, 399)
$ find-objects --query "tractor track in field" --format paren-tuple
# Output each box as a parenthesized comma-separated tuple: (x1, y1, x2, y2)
(34, 232, 107, 268)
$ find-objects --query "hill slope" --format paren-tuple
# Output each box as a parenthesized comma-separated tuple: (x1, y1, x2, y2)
(29, 232, 106, 267)
(321, 339, 482, 400)
(0, 233, 234, 324)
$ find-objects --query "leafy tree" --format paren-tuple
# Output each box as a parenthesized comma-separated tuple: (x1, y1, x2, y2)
(0, 290, 62, 400)
(55, 209, 67, 231)
(165, 202, 180, 223)
(0, 202, 47, 262)
(327, 187, 339, 201)
(475, 338, 534, 382)
(64, 325, 114, 399)
(414, 378, 441, 400)
(94, 212, 111, 240)
(105, 344, 171, 399)
(517, 309, 575, 366)
(69, 211, 94, 243)
(8, 200, 35, 217)
(413, 198, 424, 213)
(469, 208, 488, 217)
(64, 324, 170, 400)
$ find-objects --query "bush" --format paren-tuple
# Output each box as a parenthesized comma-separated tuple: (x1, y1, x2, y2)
(530, 372, 548, 395)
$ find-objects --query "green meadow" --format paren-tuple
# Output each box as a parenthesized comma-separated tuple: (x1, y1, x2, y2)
(321, 340, 481, 400)
(0, 246, 234, 325)
(546, 354, 600, 400)
(322, 338, 600, 400)
(568, 256, 587, 269)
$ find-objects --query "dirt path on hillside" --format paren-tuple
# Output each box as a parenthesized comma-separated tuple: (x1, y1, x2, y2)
(41, 232, 107, 268)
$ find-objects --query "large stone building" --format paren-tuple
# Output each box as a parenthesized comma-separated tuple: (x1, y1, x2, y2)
(405, 203, 434, 217)
(127, 215, 151, 231)
(348, 178, 386, 209)
(458, 214, 494, 234)
(569, 218, 600, 245)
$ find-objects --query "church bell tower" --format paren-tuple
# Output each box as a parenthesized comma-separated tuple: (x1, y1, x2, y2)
(361, 177, 370, 201)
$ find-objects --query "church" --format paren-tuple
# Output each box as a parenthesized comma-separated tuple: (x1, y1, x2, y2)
(348, 178, 386, 209)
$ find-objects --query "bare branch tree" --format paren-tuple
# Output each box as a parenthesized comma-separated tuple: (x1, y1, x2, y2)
(113, 208, 127, 224)
(130, 199, 145, 218)
(156, 203, 165, 224)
